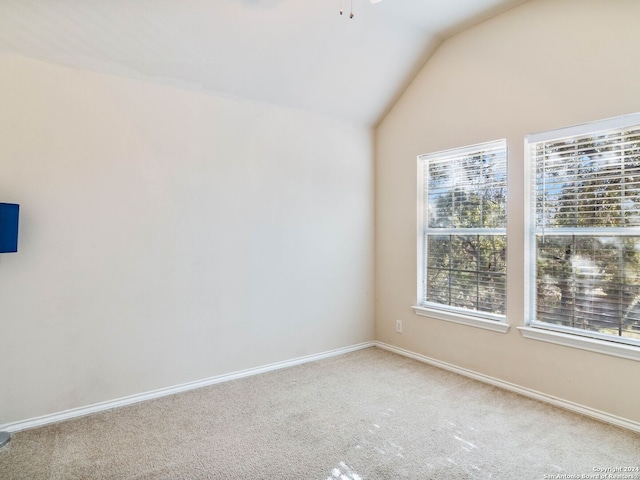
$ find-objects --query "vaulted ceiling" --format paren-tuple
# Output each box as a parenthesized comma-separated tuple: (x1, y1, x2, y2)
(0, 0, 526, 125)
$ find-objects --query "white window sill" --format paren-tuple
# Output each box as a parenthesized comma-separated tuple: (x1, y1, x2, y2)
(518, 326, 640, 362)
(412, 306, 510, 333)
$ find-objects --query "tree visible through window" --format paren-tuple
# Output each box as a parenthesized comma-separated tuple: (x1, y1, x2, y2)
(528, 115, 640, 346)
(418, 140, 507, 320)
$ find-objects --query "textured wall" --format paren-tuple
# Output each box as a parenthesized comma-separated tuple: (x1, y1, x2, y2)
(375, 0, 640, 422)
(0, 54, 374, 425)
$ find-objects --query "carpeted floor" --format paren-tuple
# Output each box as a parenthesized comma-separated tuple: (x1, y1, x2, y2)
(1, 347, 638, 479)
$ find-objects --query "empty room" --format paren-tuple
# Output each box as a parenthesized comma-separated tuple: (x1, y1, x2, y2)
(1, 0, 639, 478)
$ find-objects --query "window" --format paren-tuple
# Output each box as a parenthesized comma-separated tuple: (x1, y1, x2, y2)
(414, 140, 508, 332)
(526, 113, 640, 349)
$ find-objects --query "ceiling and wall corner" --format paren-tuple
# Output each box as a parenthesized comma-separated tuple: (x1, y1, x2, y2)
(0, 0, 528, 126)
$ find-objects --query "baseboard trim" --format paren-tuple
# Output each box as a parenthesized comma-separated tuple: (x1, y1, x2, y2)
(1, 341, 375, 433)
(374, 341, 640, 434)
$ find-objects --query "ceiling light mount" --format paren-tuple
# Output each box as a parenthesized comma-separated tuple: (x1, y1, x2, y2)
(339, 0, 383, 20)
(339, 0, 354, 19)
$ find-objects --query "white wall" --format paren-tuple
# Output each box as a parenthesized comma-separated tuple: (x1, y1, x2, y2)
(376, 0, 640, 422)
(0, 54, 374, 425)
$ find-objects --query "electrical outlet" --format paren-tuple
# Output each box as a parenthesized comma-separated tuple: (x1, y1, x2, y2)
(395, 319, 403, 333)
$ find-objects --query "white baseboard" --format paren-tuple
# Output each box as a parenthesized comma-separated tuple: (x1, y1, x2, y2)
(374, 341, 640, 434)
(1, 341, 375, 433)
(6, 340, 637, 435)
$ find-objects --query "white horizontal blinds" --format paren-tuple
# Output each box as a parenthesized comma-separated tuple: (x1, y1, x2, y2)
(420, 140, 507, 318)
(532, 122, 640, 345)
(536, 236, 640, 340)
(425, 141, 507, 230)
(536, 127, 640, 230)
(426, 234, 506, 315)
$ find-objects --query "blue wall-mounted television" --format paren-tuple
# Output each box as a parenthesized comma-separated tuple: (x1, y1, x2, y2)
(0, 203, 19, 253)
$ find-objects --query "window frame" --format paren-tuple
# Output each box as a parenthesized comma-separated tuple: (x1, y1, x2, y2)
(523, 112, 640, 361)
(413, 139, 509, 334)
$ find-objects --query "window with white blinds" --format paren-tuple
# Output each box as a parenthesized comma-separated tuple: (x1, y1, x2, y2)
(417, 140, 507, 322)
(527, 113, 640, 347)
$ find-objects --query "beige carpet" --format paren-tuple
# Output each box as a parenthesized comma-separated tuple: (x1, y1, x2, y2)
(1, 347, 638, 479)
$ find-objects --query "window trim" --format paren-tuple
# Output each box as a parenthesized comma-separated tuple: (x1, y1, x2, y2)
(523, 112, 640, 358)
(518, 326, 640, 362)
(415, 139, 509, 333)
(413, 305, 510, 333)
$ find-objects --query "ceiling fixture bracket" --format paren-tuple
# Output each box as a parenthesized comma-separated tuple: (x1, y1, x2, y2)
(340, 0, 383, 20)
(339, 0, 354, 19)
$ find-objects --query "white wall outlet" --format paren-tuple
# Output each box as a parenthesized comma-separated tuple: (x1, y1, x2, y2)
(395, 319, 403, 333)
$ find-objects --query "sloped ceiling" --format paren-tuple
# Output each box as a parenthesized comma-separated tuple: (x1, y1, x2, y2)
(0, 0, 526, 125)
